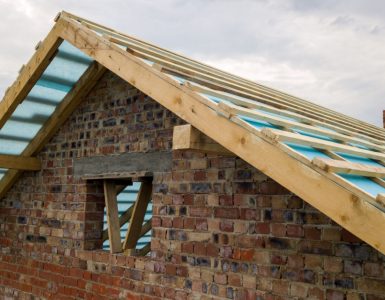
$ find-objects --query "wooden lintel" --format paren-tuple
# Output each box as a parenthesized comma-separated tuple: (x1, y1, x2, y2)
(173, 124, 233, 156)
(313, 157, 385, 178)
(74, 152, 172, 177)
(0, 154, 41, 171)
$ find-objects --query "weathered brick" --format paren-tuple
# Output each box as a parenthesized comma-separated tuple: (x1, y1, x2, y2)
(0, 69, 383, 300)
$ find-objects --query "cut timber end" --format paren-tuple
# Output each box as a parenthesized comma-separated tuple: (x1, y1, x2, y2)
(376, 194, 385, 208)
(260, 128, 280, 143)
(172, 124, 233, 156)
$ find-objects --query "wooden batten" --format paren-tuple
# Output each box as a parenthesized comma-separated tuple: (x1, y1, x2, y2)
(260, 128, 385, 162)
(217, 101, 385, 152)
(313, 157, 385, 178)
(173, 124, 233, 156)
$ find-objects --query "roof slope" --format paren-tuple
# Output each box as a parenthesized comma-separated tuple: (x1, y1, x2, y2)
(1, 11, 385, 254)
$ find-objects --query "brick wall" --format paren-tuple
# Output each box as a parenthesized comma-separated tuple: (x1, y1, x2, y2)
(0, 71, 384, 300)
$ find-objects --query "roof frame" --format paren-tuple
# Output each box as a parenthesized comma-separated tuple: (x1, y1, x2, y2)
(53, 12, 385, 254)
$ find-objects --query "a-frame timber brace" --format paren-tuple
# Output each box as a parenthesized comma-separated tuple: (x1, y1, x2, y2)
(102, 178, 153, 256)
(0, 11, 384, 256)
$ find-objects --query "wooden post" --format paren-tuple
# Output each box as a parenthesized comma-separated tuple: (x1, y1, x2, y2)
(123, 180, 152, 254)
(103, 180, 122, 253)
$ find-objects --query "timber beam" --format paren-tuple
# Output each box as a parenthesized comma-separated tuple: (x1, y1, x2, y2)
(0, 154, 41, 171)
(172, 124, 233, 156)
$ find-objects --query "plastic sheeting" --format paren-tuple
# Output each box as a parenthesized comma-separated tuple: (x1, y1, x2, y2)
(0, 41, 93, 181)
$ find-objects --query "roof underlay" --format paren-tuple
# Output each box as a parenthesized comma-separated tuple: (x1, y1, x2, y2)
(1, 11, 385, 254)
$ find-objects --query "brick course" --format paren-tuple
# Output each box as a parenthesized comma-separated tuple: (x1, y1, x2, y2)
(0, 71, 384, 299)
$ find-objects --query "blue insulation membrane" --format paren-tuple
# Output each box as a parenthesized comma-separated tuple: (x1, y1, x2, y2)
(170, 74, 187, 84)
(0, 41, 93, 158)
(293, 129, 335, 142)
(203, 93, 299, 122)
(286, 143, 331, 160)
(140, 58, 154, 66)
(0, 169, 6, 180)
(103, 182, 152, 251)
(339, 174, 385, 196)
(201, 88, 385, 197)
(348, 142, 369, 150)
(240, 115, 277, 130)
(202, 94, 222, 104)
(337, 152, 384, 168)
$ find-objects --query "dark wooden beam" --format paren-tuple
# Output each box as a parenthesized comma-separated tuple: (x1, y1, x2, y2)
(74, 151, 172, 177)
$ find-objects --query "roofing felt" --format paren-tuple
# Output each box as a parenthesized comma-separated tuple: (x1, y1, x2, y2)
(0, 11, 385, 254)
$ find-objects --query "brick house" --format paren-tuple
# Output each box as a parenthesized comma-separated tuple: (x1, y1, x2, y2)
(0, 11, 385, 299)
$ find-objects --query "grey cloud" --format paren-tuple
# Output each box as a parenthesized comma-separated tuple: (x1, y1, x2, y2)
(0, 0, 384, 126)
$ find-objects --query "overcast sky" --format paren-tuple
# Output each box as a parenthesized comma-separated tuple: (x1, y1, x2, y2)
(0, 0, 384, 126)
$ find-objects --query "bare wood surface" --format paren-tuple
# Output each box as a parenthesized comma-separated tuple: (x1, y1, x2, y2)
(103, 180, 122, 253)
(123, 181, 152, 251)
(0, 155, 41, 171)
(102, 204, 135, 242)
(260, 128, 385, 162)
(312, 157, 385, 178)
(173, 124, 233, 155)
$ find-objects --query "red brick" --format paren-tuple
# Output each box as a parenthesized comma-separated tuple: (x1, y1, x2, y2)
(220, 220, 234, 232)
(214, 273, 227, 285)
(255, 222, 270, 234)
(190, 207, 212, 217)
(214, 208, 239, 219)
(228, 273, 242, 287)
